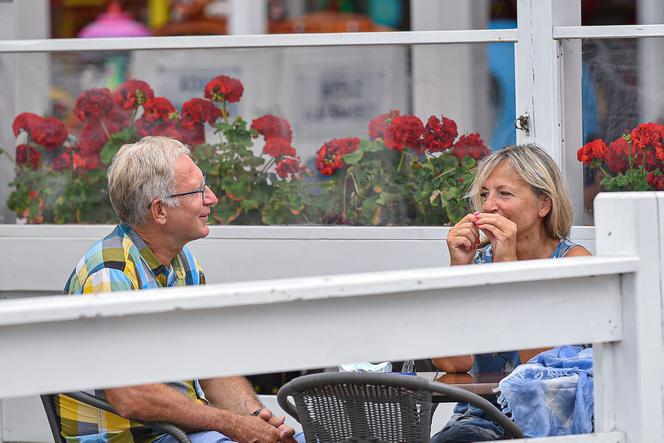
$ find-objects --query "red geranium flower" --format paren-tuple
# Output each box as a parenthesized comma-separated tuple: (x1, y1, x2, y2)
(78, 123, 109, 155)
(143, 97, 176, 122)
(12, 112, 42, 137)
(75, 153, 102, 171)
(52, 151, 72, 172)
(177, 123, 206, 147)
(630, 122, 664, 153)
(577, 138, 608, 166)
(450, 133, 490, 163)
(32, 117, 68, 151)
(114, 79, 154, 110)
(103, 105, 131, 134)
(383, 115, 425, 152)
(73, 88, 114, 122)
(15, 144, 41, 170)
(251, 115, 292, 142)
(315, 137, 360, 176)
(180, 98, 221, 129)
(368, 110, 399, 140)
(205, 75, 244, 103)
(263, 137, 296, 158)
(276, 157, 306, 179)
(604, 137, 629, 174)
(422, 115, 458, 152)
(647, 172, 664, 190)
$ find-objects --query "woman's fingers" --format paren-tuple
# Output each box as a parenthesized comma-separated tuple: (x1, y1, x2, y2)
(477, 223, 504, 241)
(448, 234, 474, 252)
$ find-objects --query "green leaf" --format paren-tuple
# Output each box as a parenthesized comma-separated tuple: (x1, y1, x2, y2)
(343, 150, 364, 165)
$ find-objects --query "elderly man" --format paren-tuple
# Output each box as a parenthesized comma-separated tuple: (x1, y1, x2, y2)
(61, 136, 302, 443)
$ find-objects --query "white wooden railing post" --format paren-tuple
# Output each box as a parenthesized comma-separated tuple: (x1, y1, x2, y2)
(593, 192, 664, 442)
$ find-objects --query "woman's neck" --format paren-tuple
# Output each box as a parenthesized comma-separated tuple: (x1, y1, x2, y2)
(515, 226, 559, 260)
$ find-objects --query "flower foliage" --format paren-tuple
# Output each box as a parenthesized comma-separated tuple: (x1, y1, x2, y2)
(312, 113, 489, 225)
(2, 76, 490, 226)
(577, 122, 664, 191)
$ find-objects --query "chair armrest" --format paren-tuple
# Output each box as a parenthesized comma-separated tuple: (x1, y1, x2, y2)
(62, 392, 192, 443)
(425, 381, 524, 439)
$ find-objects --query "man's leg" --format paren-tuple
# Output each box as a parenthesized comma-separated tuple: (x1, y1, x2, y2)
(155, 430, 306, 443)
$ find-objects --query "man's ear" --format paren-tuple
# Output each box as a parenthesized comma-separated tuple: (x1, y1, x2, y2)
(148, 200, 168, 225)
(538, 194, 552, 218)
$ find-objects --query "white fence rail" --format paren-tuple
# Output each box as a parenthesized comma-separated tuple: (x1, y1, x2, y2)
(0, 192, 662, 443)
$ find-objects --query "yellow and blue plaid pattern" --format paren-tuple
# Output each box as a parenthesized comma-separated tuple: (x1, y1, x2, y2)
(61, 224, 207, 443)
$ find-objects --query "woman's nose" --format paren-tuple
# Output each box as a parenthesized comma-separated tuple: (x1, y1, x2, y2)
(482, 193, 497, 212)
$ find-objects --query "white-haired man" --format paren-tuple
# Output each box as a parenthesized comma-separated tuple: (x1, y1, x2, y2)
(62, 136, 302, 443)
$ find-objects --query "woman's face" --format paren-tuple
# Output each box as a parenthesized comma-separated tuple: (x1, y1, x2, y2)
(479, 161, 550, 233)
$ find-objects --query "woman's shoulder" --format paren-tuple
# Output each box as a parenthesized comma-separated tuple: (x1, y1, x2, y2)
(556, 239, 592, 257)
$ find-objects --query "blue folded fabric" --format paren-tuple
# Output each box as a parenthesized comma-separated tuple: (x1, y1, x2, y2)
(496, 345, 593, 437)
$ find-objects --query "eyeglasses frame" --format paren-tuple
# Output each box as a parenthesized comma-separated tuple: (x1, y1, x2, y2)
(147, 177, 207, 209)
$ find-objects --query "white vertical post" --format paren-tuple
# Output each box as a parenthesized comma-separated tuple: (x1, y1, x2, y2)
(410, 0, 491, 137)
(515, 0, 583, 223)
(637, 0, 664, 121)
(593, 192, 664, 442)
(229, 0, 267, 35)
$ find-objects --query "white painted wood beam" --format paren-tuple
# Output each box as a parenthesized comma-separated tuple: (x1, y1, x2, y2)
(554, 24, 664, 39)
(593, 192, 664, 443)
(0, 30, 517, 54)
(0, 256, 631, 398)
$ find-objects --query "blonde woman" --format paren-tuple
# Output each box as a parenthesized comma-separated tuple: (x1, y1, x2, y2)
(431, 144, 590, 442)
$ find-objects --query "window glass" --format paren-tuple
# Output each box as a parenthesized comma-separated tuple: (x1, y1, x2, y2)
(0, 43, 515, 225)
(580, 38, 664, 224)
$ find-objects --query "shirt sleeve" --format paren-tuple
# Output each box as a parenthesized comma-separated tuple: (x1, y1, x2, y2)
(81, 268, 133, 294)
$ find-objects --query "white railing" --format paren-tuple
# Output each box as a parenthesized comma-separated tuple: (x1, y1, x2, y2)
(0, 192, 661, 443)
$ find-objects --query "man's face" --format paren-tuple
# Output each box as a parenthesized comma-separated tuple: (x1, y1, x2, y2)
(165, 154, 218, 243)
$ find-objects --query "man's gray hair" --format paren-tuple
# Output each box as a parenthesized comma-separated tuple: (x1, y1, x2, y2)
(108, 136, 191, 226)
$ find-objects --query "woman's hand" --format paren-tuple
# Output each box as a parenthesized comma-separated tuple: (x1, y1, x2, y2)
(447, 213, 481, 265)
(474, 212, 517, 262)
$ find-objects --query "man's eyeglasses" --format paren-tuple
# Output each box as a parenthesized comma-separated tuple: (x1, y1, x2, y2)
(147, 177, 207, 209)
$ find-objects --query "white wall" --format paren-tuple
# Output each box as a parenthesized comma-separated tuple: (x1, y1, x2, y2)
(0, 225, 595, 296)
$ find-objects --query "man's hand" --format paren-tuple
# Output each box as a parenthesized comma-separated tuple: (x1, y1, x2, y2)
(227, 415, 283, 443)
(256, 408, 298, 442)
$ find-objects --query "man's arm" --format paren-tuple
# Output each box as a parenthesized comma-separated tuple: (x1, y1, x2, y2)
(200, 377, 297, 442)
(104, 383, 283, 443)
(200, 376, 261, 414)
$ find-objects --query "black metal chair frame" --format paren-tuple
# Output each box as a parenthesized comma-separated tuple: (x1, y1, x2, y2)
(277, 372, 524, 442)
(41, 392, 192, 443)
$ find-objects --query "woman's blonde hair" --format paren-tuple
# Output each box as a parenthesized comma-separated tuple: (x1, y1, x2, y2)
(466, 144, 574, 239)
(107, 136, 191, 226)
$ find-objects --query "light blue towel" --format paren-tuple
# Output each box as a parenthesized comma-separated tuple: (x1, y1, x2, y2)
(496, 345, 593, 437)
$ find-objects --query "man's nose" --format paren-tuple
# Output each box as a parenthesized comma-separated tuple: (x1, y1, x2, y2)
(204, 186, 218, 206)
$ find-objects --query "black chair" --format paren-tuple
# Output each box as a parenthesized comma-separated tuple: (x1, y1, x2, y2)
(277, 372, 523, 443)
(41, 392, 191, 443)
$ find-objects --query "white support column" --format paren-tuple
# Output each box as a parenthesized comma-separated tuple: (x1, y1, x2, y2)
(515, 0, 583, 223)
(0, 0, 49, 225)
(637, 0, 664, 121)
(593, 192, 664, 442)
(229, 0, 267, 35)
(410, 0, 491, 137)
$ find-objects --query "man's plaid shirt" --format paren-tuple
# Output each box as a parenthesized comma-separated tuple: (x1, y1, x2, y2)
(60, 224, 207, 443)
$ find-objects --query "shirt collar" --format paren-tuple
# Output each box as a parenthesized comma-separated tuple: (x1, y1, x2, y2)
(119, 224, 180, 285)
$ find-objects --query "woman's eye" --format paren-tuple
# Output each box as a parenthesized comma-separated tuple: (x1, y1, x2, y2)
(499, 191, 511, 197)
(479, 192, 488, 199)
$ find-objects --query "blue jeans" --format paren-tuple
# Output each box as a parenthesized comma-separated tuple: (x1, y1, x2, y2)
(154, 430, 305, 443)
(429, 408, 504, 443)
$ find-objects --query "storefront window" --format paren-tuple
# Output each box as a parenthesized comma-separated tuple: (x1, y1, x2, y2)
(580, 37, 664, 223)
(0, 43, 514, 225)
